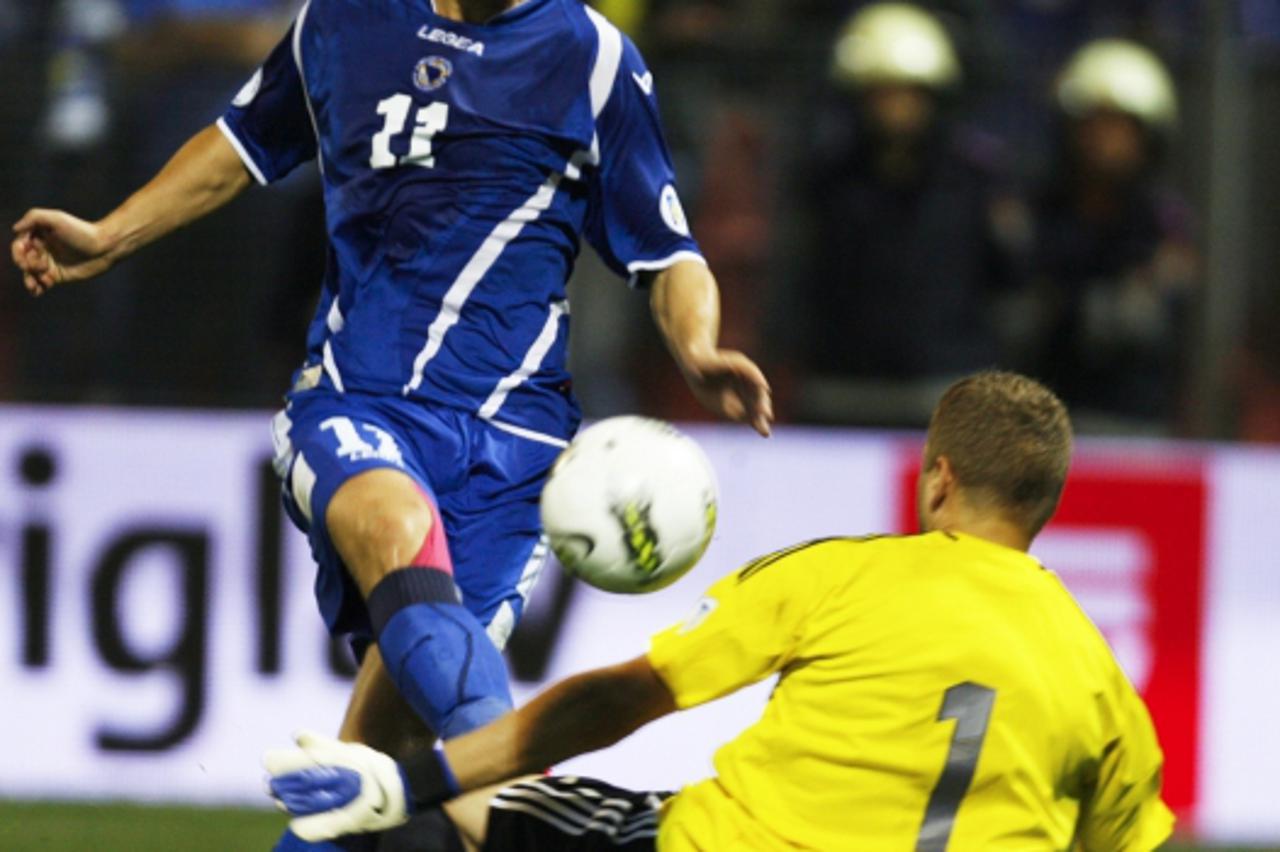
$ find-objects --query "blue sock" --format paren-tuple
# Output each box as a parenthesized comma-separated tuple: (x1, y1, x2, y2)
(273, 828, 376, 851)
(368, 568, 513, 739)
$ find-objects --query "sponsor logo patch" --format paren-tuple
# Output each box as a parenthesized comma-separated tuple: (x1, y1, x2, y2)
(417, 25, 485, 56)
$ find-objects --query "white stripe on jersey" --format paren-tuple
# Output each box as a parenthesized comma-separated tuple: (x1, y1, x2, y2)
(626, 250, 707, 274)
(583, 6, 624, 168)
(270, 408, 295, 478)
(491, 781, 660, 841)
(326, 297, 345, 333)
(289, 451, 319, 523)
(402, 12, 624, 401)
(485, 601, 517, 649)
(477, 299, 569, 419)
(584, 7, 623, 119)
(484, 534, 550, 646)
(625, 249, 708, 288)
(320, 298, 346, 388)
(484, 418, 570, 448)
(401, 172, 567, 395)
(516, 535, 549, 603)
(292, 0, 324, 175)
(322, 339, 345, 392)
(491, 800, 658, 843)
(216, 117, 269, 185)
(500, 779, 638, 815)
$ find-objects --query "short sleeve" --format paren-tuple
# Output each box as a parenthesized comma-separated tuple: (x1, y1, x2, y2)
(1077, 667, 1176, 851)
(584, 38, 703, 284)
(217, 20, 317, 186)
(647, 547, 820, 709)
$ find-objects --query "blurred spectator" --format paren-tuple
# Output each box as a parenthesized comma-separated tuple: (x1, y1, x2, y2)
(0, 0, 48, 396)
(573, 0, 780, 424)
(17, 0, 319, 406)
(114, 0, 310, 406)
(783, 3, 1028, 426)
(42, 0, 127, 154)
(1028, 40, 1197, 432)
(1236, 293, 1280, 444)
(591, 0, 647, 36)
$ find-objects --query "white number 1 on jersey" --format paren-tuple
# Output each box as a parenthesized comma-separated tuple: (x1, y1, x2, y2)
(370, 94, 450, 170)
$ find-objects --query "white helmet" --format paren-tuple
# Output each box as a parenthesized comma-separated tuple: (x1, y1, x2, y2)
(833, 3, 961, 91)
(1057, 39, 1178, 131)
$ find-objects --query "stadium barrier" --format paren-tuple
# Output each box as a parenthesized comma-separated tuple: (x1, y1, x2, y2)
(0, 406, 1276, 842)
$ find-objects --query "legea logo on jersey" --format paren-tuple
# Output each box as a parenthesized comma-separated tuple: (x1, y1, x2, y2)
(417, 25, 485, 56)
(414, 56, 454, 93)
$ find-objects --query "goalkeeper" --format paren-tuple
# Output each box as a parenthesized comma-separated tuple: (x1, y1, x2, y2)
(267, 372, 1174, 851)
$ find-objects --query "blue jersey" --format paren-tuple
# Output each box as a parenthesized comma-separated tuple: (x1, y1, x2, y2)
(218, 0, 702, 441)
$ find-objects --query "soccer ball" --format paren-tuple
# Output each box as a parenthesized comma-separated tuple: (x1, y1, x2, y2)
(540, 416, 718, 594)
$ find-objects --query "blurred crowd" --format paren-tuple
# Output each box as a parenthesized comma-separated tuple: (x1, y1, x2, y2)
(785, 7, 1196, 433)
(1, 0, 1278, 440)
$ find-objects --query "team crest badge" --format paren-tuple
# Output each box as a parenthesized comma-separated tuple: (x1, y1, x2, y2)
(414, 56, 453, 92)
(659, 184, 691, 237)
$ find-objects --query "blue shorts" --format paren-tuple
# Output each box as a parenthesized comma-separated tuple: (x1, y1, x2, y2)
(271, 387, 567, 648)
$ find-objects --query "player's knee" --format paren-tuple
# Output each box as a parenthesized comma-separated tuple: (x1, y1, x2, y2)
(367, 505, 434, 559)
(332, 496, 435, 592)
(362, 506, 433, 580)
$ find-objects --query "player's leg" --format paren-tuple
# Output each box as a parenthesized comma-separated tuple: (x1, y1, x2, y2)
(339, 648, 469, 852)
(275, 642, 432, 851)
(338, 646, 434, 753)
(269, 396, 511, 852)
(275, 648, 463, 852)
(444, 776, 666, 852)
(326, 468, 513, 739)
(353, 414, 563, 852)
(442, 778, 536, 852)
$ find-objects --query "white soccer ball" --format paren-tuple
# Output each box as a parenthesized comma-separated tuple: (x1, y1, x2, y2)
(540, 416, 718, 594)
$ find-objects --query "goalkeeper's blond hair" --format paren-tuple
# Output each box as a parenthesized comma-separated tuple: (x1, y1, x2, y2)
(925, 372, 1073, 536)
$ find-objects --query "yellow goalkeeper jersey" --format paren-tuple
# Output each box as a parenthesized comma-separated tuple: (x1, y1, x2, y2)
(646, 532, 1174, 851)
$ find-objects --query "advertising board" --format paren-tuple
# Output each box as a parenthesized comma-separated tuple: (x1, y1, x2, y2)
(0, 408, 1276, 840)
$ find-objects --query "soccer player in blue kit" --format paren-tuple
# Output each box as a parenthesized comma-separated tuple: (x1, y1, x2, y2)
(11, 0, 773, 849)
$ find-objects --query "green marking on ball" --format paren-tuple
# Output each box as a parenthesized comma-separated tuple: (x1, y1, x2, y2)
(616, 500, 663, 575)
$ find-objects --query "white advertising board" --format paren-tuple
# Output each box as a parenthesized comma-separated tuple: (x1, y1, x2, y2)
(0, 406, 1277, 842)
(1200, 449, 1280, 840)
(0, 407, 350, 804)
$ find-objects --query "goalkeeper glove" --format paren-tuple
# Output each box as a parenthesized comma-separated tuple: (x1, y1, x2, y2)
(264, 731, 460, 842)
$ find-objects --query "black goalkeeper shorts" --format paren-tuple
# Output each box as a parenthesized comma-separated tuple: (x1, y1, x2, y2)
(482, 775, 673, 852)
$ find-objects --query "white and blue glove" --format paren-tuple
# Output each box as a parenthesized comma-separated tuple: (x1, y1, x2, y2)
(264, 731, 462, 842)
(264, 731, 408, 841)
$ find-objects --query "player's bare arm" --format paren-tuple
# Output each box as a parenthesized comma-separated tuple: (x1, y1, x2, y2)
(649, 259, 774, 437)
(11, 124, 250, 296)
(442, 655, 675, 789)
(264, 655, 676, 842)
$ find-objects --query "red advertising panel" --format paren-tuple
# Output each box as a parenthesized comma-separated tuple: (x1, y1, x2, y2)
(896, 447, 1206, 821)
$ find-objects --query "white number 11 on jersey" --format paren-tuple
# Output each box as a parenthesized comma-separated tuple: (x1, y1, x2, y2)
(370, 94, 450, 170)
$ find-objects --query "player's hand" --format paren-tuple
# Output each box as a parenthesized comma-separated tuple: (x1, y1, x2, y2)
(264, 730, 410, 842)
(11, 209, 113, 296)
(680, 348, 773, 437)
